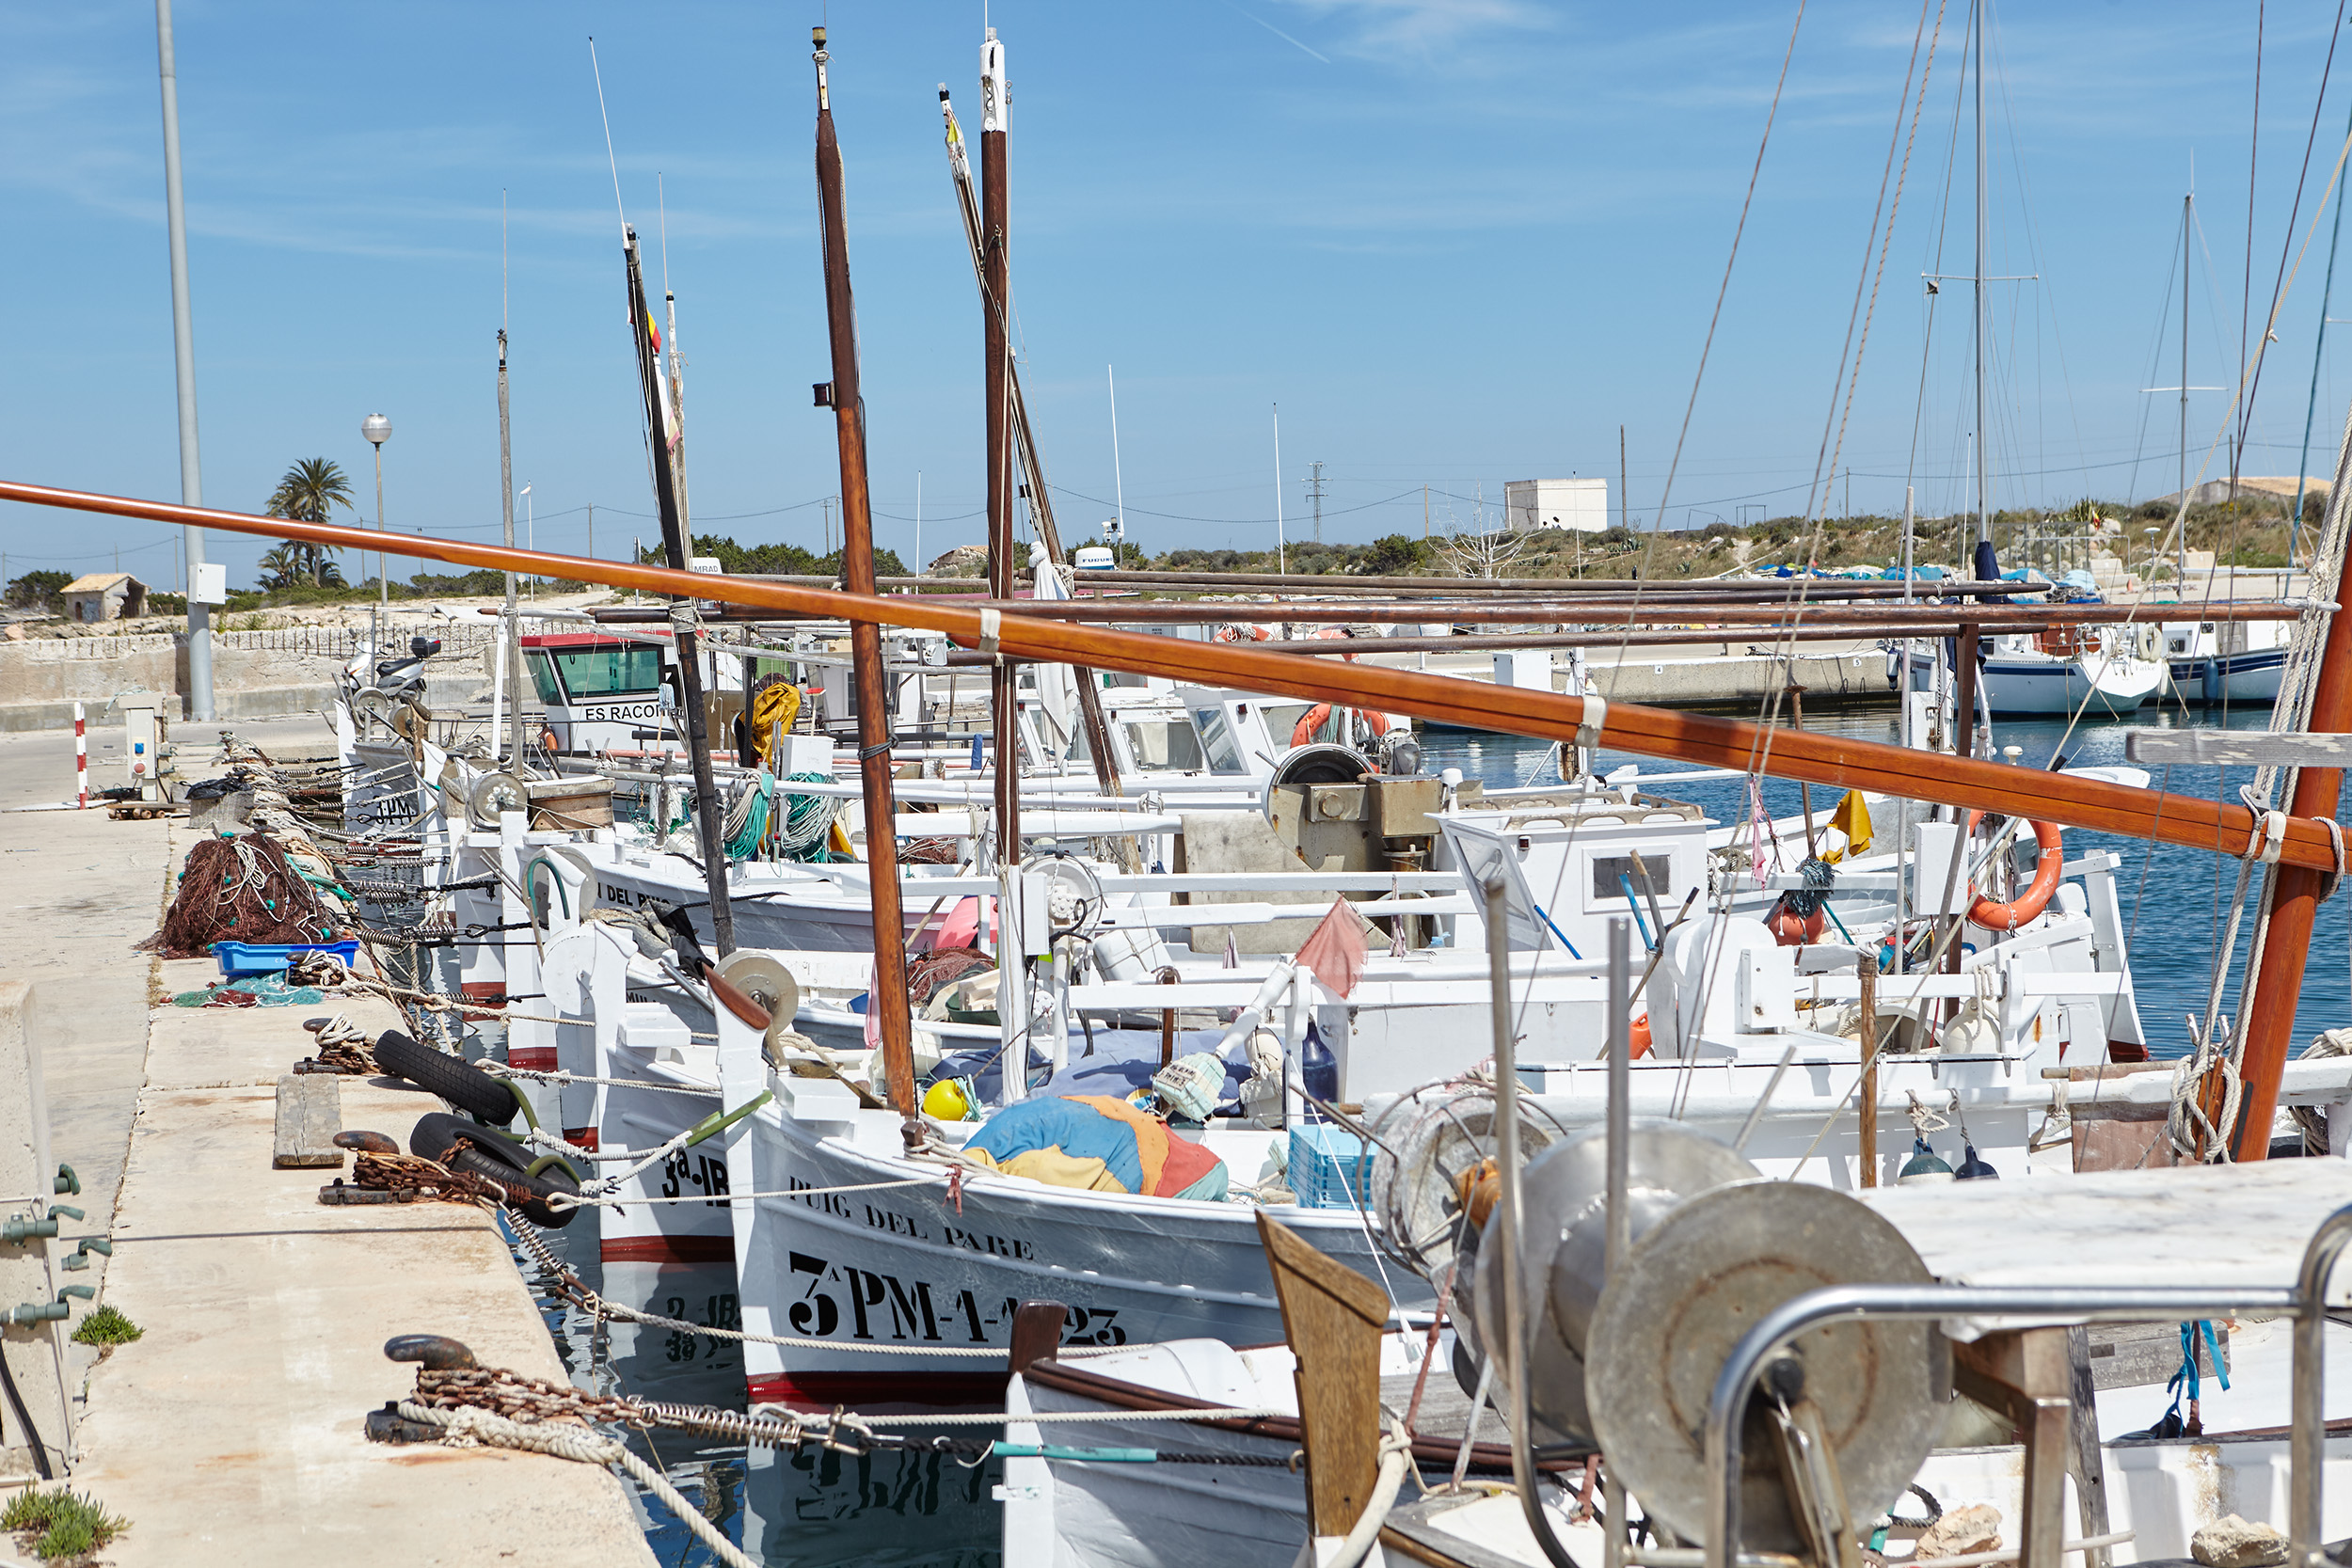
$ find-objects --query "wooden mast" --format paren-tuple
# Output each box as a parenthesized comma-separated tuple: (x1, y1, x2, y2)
(2227, 607, 2352, 1159)
(10, 477, 2351, 876)
(812, 27, 921, 1142)
(981, 28, 1020, 874)
(623, 227, 735, 956)
(939, 86, 1122, 799)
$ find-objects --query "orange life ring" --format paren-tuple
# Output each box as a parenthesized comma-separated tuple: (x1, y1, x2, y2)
(1289, 630, 1390, 745)
(1963, 811, 2063, 930)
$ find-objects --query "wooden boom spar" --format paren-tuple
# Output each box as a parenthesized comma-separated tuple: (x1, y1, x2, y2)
(1, 476, 2340, 874)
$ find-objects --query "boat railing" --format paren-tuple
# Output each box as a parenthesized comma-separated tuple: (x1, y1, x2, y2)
(1697, 1200, 2352, 1568)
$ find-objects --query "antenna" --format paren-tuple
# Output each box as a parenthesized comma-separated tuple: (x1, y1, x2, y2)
(1273, 403, 1285, 574)
(1107, 364, 1127, 553)
(658, 172, 671, 295)
(588, 38, 626, 229)
(501, 188, 508, 334)
(1305, 459, 1326, 544)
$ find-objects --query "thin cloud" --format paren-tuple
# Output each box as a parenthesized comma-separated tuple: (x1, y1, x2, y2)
(1226, 1, 1333, 63)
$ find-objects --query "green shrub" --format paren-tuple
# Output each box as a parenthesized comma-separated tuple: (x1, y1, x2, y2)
(70, 1306, 140, 1349)
(1, 1487, 128, 1560)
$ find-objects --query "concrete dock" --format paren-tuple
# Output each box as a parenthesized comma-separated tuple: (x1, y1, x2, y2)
(0, 718, 655, 1565)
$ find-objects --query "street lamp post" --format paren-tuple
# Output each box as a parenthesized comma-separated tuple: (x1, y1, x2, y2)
(362, 412, 390, 655)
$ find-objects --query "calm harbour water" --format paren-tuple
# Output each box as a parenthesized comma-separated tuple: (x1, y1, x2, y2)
(524, 701, 2352, 1564)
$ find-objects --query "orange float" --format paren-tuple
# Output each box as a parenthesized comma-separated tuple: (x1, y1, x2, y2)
(1962, 810, 2063, 931)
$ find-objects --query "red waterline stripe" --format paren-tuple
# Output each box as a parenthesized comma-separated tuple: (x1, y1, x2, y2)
(745, 1369, 1006, 1411)
(600, 1234, 734, 1264)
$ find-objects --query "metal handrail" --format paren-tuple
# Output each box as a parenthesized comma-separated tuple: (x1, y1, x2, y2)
(1699, 1269, 2334, 1568)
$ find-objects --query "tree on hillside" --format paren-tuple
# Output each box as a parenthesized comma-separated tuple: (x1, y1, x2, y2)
(3, 570, 70, 612)
(264, 458, 355, 586)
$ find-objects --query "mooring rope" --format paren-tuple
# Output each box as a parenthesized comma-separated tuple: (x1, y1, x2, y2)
(392, 1401, 757, 1568)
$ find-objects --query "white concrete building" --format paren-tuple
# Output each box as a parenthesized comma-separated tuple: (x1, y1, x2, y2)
(1503, 478, 1608, 534)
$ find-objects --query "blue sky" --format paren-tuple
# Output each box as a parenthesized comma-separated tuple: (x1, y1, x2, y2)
(1, 0, 2346, 592)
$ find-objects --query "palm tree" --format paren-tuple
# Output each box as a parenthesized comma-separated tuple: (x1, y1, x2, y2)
(263, 458, 356, 586)
(254, 544, 301, 592)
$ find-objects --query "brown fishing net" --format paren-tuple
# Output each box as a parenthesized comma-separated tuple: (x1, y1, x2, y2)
(906, 945, 993, 1006)
(143, 832, 344, 958)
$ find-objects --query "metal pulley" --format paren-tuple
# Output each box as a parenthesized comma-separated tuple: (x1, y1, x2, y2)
(1461, 1121, 1758, 1442)
(467, 771, 528, 828)
(1582, 1180, 1948, 1555)
(714, 951, 802, 1062)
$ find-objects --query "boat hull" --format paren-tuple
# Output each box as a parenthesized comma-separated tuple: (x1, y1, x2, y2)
(723, 1101, 1430, 1407)
(2166, 647, 2287, 705)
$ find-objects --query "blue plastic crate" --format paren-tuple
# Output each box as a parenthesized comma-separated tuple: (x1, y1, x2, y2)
(1290, 1123, 1372, 1211)
(212, 939, 358, 978)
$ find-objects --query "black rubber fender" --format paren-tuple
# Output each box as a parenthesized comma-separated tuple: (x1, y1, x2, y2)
(373, 1030, 517, 1125)
(445, 1145, 580, 1228)
(408, 1111, 530, 1168)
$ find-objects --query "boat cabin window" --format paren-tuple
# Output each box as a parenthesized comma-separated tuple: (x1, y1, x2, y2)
(553, 645, 664, 699)
(1122, 718, 1206, 772)
(523, 651, 563, 705)
(1194, 707, 1248, 774)
(1588, 851, 1669, 905)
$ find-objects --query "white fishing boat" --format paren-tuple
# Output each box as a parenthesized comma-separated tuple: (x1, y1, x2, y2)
(1900, 627, 2164, 718)
(2162, 614, 2293, 706)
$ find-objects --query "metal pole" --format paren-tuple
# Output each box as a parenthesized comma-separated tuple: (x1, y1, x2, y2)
(2293, 110, 2351, 571)
(1602, 914, 1631, 1568)
(1274, 404, 1285, 574)
(1858, 951, 1879, 1184)
(2180, 191, 2192, 586)
(1973, 0, 1989, 554)
(1486, 877, 1579, 1568)
(155, 0, 212, 721)
(2290, 1207, 2352, 1568)
(1109, 368, 1127, 552)
(499, 331, 524, 767)
(373, 440, 387, 627)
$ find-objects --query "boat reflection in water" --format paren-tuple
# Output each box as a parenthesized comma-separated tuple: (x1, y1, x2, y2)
(525, 1216, 1003, 1567)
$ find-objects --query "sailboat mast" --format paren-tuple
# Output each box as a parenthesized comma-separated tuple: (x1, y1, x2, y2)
(2181, 189, 2192, 585)
(812, 28, 919, 1137)
(937, 87, 1123, 799)
(981, 29, 1019, 872)
(624, 226, 734, 955)
(1972, 0, 1989, 554)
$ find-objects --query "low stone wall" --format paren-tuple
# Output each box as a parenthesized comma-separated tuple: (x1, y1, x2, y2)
(0, 636, 482, 733)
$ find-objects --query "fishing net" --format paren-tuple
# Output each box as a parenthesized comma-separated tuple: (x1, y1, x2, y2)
(144, 832, 345, 958)
(906, 946, 993, 1006)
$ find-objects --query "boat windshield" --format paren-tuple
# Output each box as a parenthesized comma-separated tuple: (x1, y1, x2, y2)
(523, 651, 563, 705)
(553, 645, 663, 699)
(1193, 707, 1248, 774)
(1122, 718, 1206, 772)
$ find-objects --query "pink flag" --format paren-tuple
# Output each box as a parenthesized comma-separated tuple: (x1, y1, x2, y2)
(1295, 899, 1369, 1000)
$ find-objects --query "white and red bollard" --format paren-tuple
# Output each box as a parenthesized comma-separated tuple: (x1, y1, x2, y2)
(72, 703, 86, 810)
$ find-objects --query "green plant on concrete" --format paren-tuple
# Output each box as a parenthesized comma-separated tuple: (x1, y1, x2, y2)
(70, 1305, 140, 1349)
(1, 1487, 129, 1560)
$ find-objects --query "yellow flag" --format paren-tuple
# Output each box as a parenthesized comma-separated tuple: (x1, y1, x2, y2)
(1821, 789, 1872, 863)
